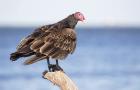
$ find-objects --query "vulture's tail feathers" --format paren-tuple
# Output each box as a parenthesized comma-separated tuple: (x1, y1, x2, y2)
(10, 51, 35, 61)
(10, 52, 22, 61)
(24, 55, 46, 65)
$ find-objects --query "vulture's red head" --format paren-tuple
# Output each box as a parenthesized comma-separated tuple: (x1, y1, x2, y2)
(74, 12, 85, 22)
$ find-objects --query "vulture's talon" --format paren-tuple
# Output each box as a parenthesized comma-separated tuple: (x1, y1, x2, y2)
(53, 65, 63, 72)
(48, 64, 55, 72)
(48, 64, 63, 72)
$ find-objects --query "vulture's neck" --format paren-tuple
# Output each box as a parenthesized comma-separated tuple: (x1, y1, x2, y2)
(58, 14, 78, 29)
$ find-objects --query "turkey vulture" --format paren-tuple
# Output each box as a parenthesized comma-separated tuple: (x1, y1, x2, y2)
(10, 12, 85, 71)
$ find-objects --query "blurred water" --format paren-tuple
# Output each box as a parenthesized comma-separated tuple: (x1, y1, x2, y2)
(0, 27, 140, 90)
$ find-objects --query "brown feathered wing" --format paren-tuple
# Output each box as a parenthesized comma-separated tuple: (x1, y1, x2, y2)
(23, 27, 76, 65)
(10, 25, 51, 64)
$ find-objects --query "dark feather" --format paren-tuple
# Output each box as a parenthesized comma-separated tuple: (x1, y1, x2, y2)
(23, 55, 46, 65)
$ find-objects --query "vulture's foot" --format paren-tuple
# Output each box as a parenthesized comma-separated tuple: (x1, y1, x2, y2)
(48, 64, 63, 72)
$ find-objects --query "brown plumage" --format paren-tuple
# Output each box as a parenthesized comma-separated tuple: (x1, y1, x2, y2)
(10, 12, 85, 66)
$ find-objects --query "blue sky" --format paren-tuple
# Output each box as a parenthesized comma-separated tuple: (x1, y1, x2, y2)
(0, 0, 140, 26)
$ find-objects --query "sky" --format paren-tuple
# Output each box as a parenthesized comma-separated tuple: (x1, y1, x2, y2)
(0, 0, 140, 27)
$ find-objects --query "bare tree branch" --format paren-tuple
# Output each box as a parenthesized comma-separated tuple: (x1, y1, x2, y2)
(43, 71, 78, 90)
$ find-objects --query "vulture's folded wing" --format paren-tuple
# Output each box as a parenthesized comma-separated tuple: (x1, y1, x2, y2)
(30, 28, 77, 58)
(16, 25, 53, 52)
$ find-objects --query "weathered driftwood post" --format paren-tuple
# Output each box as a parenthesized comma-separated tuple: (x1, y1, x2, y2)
(43, 71, 78, 90)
